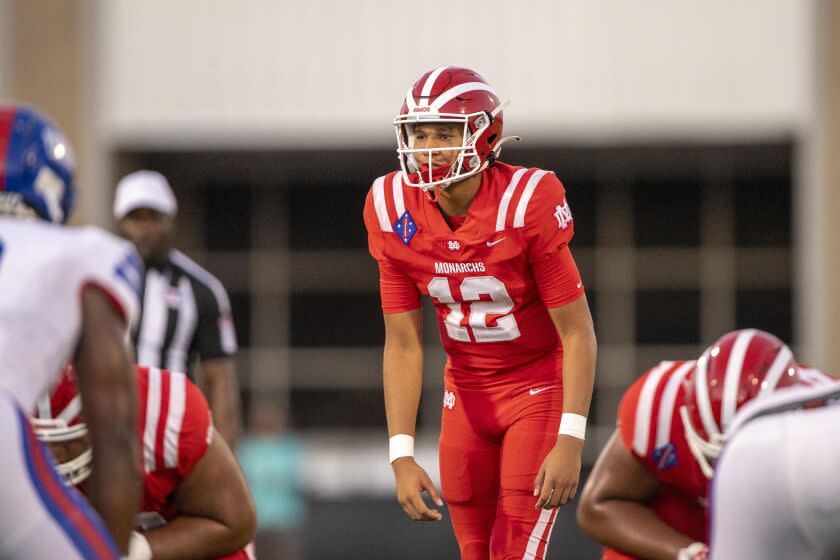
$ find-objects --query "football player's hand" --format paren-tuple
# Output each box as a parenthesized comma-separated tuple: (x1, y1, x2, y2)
(534, 435, 583, 509)
(392, 457, 444, 521)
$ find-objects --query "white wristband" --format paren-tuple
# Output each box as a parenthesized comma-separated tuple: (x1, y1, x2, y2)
(558, 413, 587, 440)
(389, 434, 415, 464)
(676, 542, 708, 560)
(123, 531, 152, 560)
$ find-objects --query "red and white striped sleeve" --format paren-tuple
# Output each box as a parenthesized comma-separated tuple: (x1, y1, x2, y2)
(617, 361, 695, 463)
(139, 367, 212, 478)
(364, 173, 422, 313)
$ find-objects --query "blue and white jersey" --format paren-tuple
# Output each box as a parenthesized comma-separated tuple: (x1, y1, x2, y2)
(0, 218, 142, 410)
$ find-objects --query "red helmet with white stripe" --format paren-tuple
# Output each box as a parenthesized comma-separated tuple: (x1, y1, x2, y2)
(31, 364, 91, 486)
(680, 329, 804, 478)
(394, 66, 517, 192)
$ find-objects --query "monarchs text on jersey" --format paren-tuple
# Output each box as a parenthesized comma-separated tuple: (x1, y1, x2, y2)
(0, 218, 142, 410)
(364, 163, 585, 377)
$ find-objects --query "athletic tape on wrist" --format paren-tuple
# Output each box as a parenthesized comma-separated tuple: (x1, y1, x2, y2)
(389, 434, 415, 464)
(558, 413, 587, 440)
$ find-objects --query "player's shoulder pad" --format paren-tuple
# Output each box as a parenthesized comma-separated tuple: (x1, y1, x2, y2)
(492, 167, 569, 233)
(618, 361, 694, 460)
(366, 171, 406, 234)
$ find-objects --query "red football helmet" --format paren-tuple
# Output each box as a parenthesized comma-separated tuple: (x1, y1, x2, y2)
(31, 364, 91, 486)
(394, 66, 518, 193)
(680, 329, 804, 478)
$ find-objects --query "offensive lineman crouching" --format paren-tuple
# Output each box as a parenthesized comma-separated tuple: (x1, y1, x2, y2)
(33, 365, 256, 560)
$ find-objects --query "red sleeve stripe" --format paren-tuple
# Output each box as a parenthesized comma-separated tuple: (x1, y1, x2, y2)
(143, 367, 162, 472)
(163, 371, 187, 469)
(371, 175, 392, 232)
(391, 171, 405, 218)
(632, 361, 674, 455)
(494, 168, 528, 232)
(512, 169, 549, 228)
(654, 361, 694, 448)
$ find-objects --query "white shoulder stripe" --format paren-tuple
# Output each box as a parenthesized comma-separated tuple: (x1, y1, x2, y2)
(372, 176, 392, 232)
(418, 66, 448, 107)
(632, 361, 675, 455)
(513, 170, 549, 228)
(430, 82, 497, 111)
(495, 168, 528, 232)
(655, 361, 694, 448)
(163, 371, 187, 469)
(391, 172, 405, 219)
(144, 368, 162, 472)
(721, 329, 756, 429)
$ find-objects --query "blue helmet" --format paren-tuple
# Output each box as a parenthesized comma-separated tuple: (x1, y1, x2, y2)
(0, 105, 76, 223)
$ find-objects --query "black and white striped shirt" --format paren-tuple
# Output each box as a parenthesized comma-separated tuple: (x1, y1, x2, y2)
(134, 249, 237, 378)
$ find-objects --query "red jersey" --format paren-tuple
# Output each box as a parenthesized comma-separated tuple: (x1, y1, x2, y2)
(136, 366, 252, 560)
(364, 162, 584, 379)
(38, 366, 251, 560)
(606, 361, 707, 560)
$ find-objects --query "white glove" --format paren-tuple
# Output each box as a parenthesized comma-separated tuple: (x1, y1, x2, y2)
(677, 542, 708, 560)
(123, 531, 152, 560)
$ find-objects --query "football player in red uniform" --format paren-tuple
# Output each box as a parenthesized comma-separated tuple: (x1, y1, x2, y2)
(576, 329, 835, 560)
(364, 66, 597, 559)
(33, 365, 256, 560)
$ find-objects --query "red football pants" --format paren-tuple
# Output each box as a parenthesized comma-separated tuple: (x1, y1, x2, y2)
(439, 372, 564, 560)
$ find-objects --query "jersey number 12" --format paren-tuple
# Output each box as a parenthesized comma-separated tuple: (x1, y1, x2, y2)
(428, 276, 521, 343)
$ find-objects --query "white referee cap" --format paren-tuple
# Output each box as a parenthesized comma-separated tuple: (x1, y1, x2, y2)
(113, 170, 178, 220)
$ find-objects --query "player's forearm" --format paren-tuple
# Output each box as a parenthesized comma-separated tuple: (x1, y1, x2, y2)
(559, 326, 596, 416)
(383, 340, 424, 436)
(144, 516, 251, 560)
(578, 499, 694, 560)
(83, 380, 142, 551)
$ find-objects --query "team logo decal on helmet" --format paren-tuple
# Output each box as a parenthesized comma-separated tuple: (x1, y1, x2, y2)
(394, 67, 519, 195)
(679, 329, 804, 478)
(0, 105, 76, 223)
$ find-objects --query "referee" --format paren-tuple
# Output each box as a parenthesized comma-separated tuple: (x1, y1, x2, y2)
(113, 170, 241, 446)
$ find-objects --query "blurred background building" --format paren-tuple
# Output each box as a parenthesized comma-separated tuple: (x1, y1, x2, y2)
(1, 1, 839, 558)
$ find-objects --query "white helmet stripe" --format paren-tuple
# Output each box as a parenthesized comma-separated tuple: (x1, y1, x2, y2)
(57, 395, 82, 424)
(418, 66, 449, 107)
(721, 329, 757, 429)
(430, 82, 497, 111)
(405, 88, 417, 111)
(760, 345, 794, 394)
(695, 350, 720, 437)
(36, 394, 51, 419)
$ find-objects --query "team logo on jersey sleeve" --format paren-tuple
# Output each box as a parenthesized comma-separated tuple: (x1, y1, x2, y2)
(393, 210, 417, 246)
(652, 442, 678, 470)
(553, 198, 573, 230)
